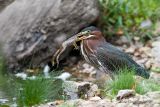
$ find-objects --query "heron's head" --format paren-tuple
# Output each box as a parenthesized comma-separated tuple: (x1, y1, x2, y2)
(77, 26, 103, 41)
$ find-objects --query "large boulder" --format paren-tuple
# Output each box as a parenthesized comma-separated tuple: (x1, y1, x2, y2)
(0, 0, 99, 72)
(0, 0, 14, 11)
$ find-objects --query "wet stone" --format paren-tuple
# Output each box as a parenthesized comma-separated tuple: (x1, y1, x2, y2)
(63, 81, 98, 100)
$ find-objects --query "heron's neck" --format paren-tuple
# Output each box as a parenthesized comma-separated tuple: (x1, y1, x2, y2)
(80, 41, 91, 63)
(85, 36, 106, 49)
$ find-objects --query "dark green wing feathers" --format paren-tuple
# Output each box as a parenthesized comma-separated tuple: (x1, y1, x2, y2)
(95, 42, 150, 78)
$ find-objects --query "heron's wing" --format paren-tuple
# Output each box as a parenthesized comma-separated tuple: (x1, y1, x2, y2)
(95, 42, 140, 73)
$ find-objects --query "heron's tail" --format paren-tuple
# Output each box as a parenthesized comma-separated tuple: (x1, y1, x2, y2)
(135, 67, 150, 79)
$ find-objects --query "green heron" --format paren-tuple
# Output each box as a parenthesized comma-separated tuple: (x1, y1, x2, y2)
(77, 26, 150, 79)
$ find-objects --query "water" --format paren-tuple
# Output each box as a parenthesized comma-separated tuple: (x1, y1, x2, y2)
(0, 54, 17, 106)
(0, 73, 16, 106)
(0, 61, 64, 106)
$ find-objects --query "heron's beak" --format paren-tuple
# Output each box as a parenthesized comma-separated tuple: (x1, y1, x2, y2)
(78, 34, 95, 40)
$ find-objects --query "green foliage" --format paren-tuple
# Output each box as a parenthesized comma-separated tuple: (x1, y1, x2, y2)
(151, 67, 160, 73)
(104, 67, 160, 98)
(98, 0, 160, 38)
(105, 68, 140, 96)
(0, 105, 10, 107)
(135, 83, 145, 95)
(16, 78, 63, 107)
(139, 79, 160, 92)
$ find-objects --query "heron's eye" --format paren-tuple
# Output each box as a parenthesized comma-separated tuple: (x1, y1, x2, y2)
(83, 30, 91, 35)
(88, 30, 91, 33)
(86, 30, 91, 34)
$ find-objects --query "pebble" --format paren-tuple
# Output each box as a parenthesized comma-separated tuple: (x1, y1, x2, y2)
(15, 72, 27, 80)
(89, 96, 101, 101)
(56, 72, 71, 81)
(116, 89, 135, 100)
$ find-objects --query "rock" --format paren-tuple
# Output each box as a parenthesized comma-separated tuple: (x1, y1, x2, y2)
(139, 47, 151, 54)
(68, 61, 98, 81)
(63, 81, 98, 100)
(154, 104, 160, 107)
(125, 46, 136, 54)
(0, 0, 99, 72)
(87, 84, 99, 98)
(43, 65, 50, 78)
(65, 99, 113, 107)
(0, 0, 14, 12)
(151, 41, 160, 67)
(63, 81, 81, 99)
(140, 20, 152, 28)
(39, 91, 160, 107)
(89, 96, 101, 101)
(115, 36, 130, 45)
(136, 58, 148, 66)
(115, 103, 134, 107)
(79, 63, 97, 77)
(114, 91, 159, 106)
(146, 91, 160, 103)
(56, 72, 71, 81)
(0, 99, 9, 104)
(116, 89, 136, 100)
(133, 36, 140, 41)
(15, 72, 27, 80)
(134, 52, 140, 57)
(145, 60, 152, 69)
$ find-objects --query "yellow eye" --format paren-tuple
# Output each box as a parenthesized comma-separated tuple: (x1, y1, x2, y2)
(87, 30, 91, 33)
(83, 30, 91, 35)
